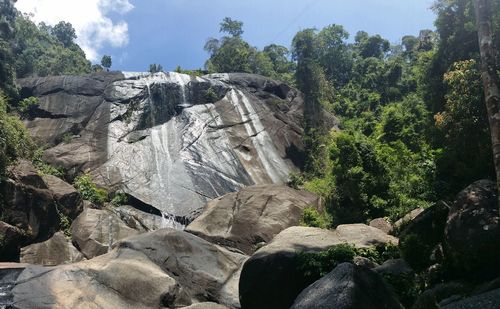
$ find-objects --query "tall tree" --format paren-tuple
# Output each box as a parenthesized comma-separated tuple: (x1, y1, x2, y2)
(101, 55, 112, 71)
(474, 0, 500, 205)
(52, 21, 76, 47)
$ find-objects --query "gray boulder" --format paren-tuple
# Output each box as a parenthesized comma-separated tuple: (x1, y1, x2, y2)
(186, 185, 321, 254)
(71, 207, 140, 259)
(441, 289, 500, 309)
(444, 180, 500, 280)
(291, 263, 403, 309)
(20, 232, 85, 266)
(239, 225, 397, 309)
(369, 217, 393, 234)
(41, 174, 83, 219)
(11, 228, 247, 308)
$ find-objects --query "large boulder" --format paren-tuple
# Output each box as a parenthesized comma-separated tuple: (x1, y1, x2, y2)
(441, 288, 500, 309)
(41, 174, 83, 219)
(398, 202, 449, 272)
(20, 232, 85, 266)
(186, 185, 321, 254)
(290, 263, 403, 309)
(11, 228, 247, 308)
(12, 248, 190, 309)
(0, 263, 27, 308)
(239, 225, 397, 309)
(444, 180, 500, 280)
(0, 160, 84, 261)
(71, 207, 140, 259)
(117, 229, 247, 308)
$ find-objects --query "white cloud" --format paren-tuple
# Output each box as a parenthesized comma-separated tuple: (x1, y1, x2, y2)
(15, 0, 134, 61)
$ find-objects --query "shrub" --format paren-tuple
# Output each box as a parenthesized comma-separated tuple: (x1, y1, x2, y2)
(300, 207, 329, 228)
(18, 96, 38, 114)
(32, 148, 65, 177)
(111, 192, 129, 206)
(297, 243, 357, 281)
(73, 173, 107, 206)
(0, 93, 34, 177)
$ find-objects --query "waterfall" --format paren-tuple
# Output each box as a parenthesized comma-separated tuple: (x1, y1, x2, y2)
(170, 72, 191, 108)
(160, 211, 186, 229)
(229, 90, 291, 183)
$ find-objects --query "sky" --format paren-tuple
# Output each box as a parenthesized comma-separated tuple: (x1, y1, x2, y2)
(15, 0, 437, 72)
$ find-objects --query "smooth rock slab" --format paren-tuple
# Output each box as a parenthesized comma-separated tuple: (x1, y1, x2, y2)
(71, 207, 140, 259)
(11, 228, 247, 309)
(290, 263, 403, 309)
(12, 248, 190, 309)
(20, 232, 85, 266)
(239, 225, 397, 309)
(186, 185, 321, 254)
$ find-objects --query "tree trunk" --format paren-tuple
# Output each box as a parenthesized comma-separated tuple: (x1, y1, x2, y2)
(474, 0, 500, 207)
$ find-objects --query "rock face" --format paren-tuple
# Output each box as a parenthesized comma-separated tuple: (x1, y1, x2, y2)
(441, 288, 500, 309)
(239, 225, 397, 309)
(444, 180, 500, 280)
(186, 185, 321, 254)
(71, 207, 140, 259)
(19, 72, 307, 220)
(398, 202, 449, 272)
(0, 263, 27, 309)
(11, 228, 246, 309)
(291, 263, 403, 309)
(20, 232, 85, 265)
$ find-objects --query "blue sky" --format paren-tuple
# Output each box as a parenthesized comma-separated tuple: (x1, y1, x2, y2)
(17, 0, 437, 72)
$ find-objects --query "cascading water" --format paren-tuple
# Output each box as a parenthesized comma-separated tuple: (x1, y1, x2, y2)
(160, 211, 185, 229)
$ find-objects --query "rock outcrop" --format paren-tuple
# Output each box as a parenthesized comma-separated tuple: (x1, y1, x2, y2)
(291, 263, 403, 309)
(444, 180, 500, 280)
(71, 207, 140, 259)
(239, 225, 397, 309)
(19, 72, 309, 221)
(11, 228, 247, 308)
(186, 185, 321, 254)
(0, 160, 83, 260)
(20, 232, 84, 265)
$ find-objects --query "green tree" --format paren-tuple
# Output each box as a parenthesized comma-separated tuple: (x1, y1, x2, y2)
(149, 63, 163, 73)
(220, 17, 243, 37)
(101, 55, 112, 71)
(51, 21, 76, 47)
(0, 92, 34, 177)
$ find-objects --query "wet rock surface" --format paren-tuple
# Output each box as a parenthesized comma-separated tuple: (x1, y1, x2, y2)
(19, 72, 307, 219)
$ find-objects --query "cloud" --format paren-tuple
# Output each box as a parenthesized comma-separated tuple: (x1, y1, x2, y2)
(15, 0, 134, 61)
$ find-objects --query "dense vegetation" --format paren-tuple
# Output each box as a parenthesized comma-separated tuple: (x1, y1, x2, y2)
(204, 0, 499, 225)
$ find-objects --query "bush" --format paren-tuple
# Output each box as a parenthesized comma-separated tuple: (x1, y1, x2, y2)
(300, 207, 329, 228)
(0, 93, 34, 177)
(297, 243, 357, 281)
(111, 192, 129, 206)
(73, 173, 107, 206)
(18, 96, 38, 114)
(32, 148, 65, 177)
(297, 243, 401, 282)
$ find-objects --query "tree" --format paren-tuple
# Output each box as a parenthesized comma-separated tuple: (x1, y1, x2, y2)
(52, 21, 76, 47)
(220, 17, 243, 37)
(149, 63, 163, 73)
(101, 55, 112, 71)
(474, 0, 500, 205)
